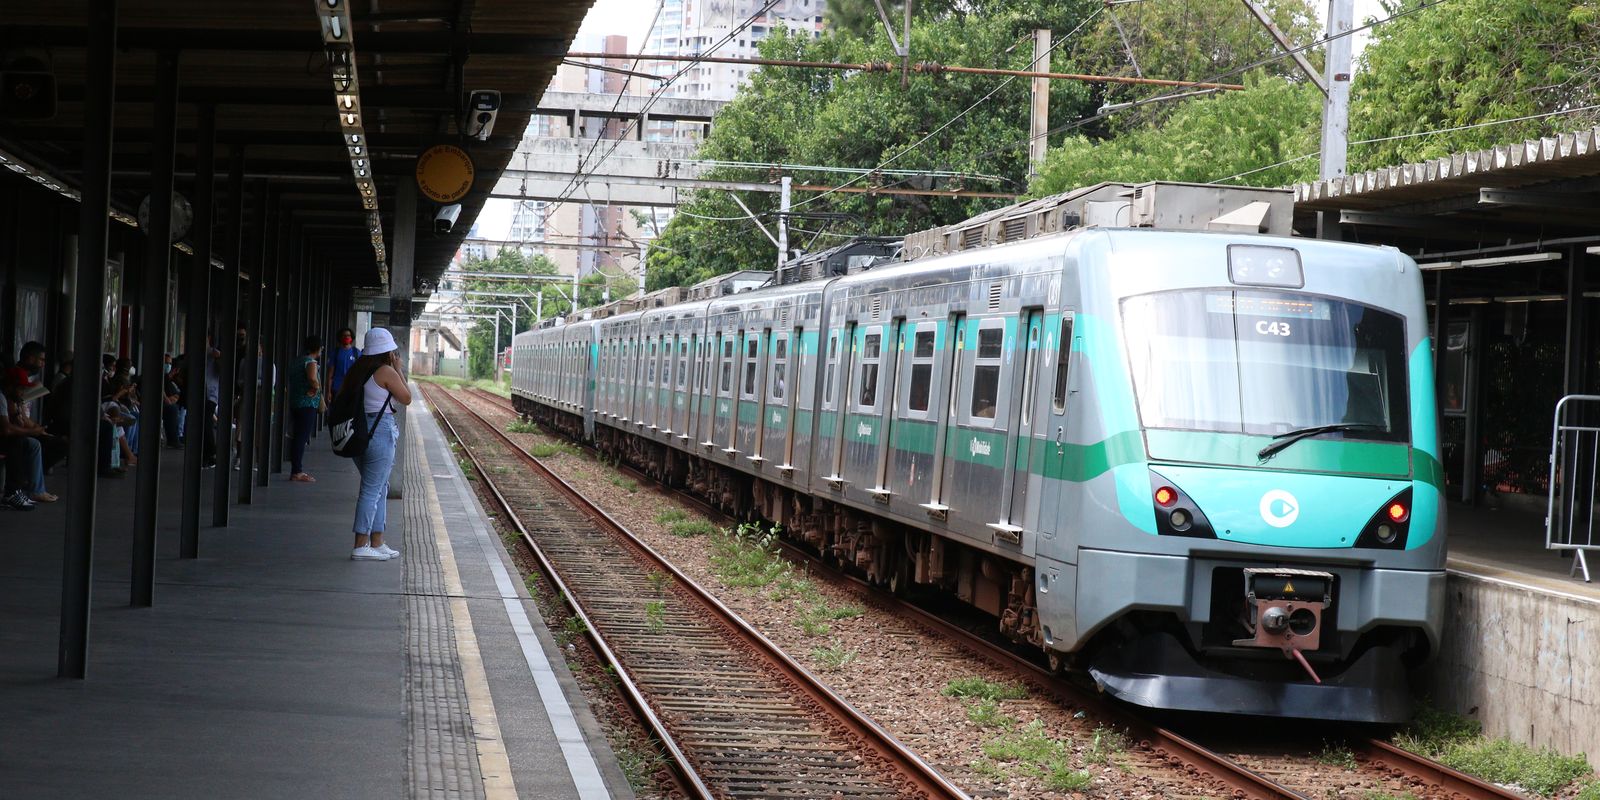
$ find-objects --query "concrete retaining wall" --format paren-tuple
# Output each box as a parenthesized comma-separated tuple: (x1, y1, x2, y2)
(1426, 570, 1598, 768)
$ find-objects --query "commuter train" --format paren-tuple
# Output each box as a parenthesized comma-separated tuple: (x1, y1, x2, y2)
(510, 184, 1445, 723)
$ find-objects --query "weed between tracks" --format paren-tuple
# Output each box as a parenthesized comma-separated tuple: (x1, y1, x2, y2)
(943, 676, 1124, 788)
(710, 523, 863, 637)
(1392, 705, 1597, 797)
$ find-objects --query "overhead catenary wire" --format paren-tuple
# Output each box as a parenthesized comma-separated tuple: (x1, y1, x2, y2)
(790, 7, 1106, 211)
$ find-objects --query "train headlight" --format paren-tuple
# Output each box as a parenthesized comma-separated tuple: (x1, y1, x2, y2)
(1375, 523, 1397, 544)
(1355, 487, 1414, 550)
(1169, 509, 1191, 531)
(1148, 470, 1215, 538)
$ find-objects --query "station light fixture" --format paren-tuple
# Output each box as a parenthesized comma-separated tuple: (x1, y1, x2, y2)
(315, 1, 385, 272)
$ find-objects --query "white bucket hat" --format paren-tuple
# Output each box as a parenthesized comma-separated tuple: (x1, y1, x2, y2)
(364, 327, 398, 356)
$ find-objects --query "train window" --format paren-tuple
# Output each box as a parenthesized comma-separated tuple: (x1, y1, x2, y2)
(971, 325, 1003, 420)
(769, 335, 788, 402)
(823, 332, 839, 408)
(678, 339, 689, 389)
(1052, 319, 1073, 413)
(858, 331, 882, 409)
(660, 337, 672, 388)
(720, 337, 734, 395)
(907, 327, 936, 413)
(742, 336, 760, 398)
(1020, 321, 1041, 427)
(646, 338, 656, 384)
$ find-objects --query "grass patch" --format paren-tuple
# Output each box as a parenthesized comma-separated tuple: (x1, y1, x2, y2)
(644, 600, 666, 633)
(810, 641, 859, 671)
(523, 575, 540, 602)
(669, 519, 718, 538)
(980, 720, 1092, 791)
(795, 600, 863, 637)
(645, 571, 673, 595)
(1087, 726, 1129, 765)
(529, 443, 561, 458)
(943, 676, 1028, 703)
(458, 457, 476, 479)
(654, 508, 688, 525)
(609, 474, 639, 493)
(563, 616, 587, 638)
(965, 699, 1014, 728)
(1316, 741, 1357, 770)
(1578, 782, 1600, 800)
(505, 418, 540, 434)
(613, 736, 667, 793)
(710, 524, 792, 588)
(1395, 706, 1594, 796)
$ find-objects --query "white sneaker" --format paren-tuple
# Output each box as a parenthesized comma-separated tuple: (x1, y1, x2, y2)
(351, 546, 388, 561)
(375, 544, 400, 559)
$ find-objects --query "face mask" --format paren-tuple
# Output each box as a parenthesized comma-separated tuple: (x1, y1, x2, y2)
(342, 336, 353, 346)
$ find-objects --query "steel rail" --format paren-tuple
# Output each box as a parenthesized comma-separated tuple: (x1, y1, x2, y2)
(432, 384, 971, 800)
(1356, 739, 1527, 799)
(425, 386, 714, 800)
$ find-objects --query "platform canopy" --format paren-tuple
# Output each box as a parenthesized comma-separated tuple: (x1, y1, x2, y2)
(0, 0, 592, 302)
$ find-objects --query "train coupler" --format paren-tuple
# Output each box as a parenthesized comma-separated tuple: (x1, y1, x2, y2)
(1231, 568, 1334, 684)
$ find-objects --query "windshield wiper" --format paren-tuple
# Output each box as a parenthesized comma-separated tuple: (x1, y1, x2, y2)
(1257, 423, 1383, 461)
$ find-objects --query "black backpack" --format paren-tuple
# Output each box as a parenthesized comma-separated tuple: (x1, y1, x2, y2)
(329, 389, 392, 459)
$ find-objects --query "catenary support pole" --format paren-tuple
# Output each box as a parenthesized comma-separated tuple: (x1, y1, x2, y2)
(238, 180, 267, 503)
(132, 48, 179, 607)
(212, 149, 244, 526)
(61, 0, 116, 679)
(180, 105, 215, 559)
(777, 176, 791, 270)
(1316, 0, 1353, 241)
(1027, 28, 1050, 176)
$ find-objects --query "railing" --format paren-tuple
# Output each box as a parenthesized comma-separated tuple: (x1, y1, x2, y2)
(1545, 394, 1600, 582)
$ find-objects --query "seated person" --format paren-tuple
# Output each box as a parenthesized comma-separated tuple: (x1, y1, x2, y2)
(1, 371, 54, 508)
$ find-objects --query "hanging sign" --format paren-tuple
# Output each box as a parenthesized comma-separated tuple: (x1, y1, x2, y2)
(415, 144, 475, 203)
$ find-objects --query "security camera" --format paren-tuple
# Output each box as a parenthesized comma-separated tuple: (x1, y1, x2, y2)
(465, 90, 501, 141)
(434, 203, 462, 234)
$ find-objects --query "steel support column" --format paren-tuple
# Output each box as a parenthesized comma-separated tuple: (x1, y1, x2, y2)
(180, 105, 216, 558)
(212, 150, 244, 525)
(388, 179, 417, 499)
(60, 0, 116, 679)
(131, 48, 179, 607)
(259, 205, 284, 485)
(238, 181, 267, 503)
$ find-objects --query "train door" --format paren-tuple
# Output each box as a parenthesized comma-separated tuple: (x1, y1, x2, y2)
(824, 321, 857, 485)
(734, 330, 761, 454)
(924, 314, 966, 516)
(872, 318, 905, 499)
(755, 329, 785, 465)
(1041, 314, 1076, 538)
(716, 331, 738, 452)
(1001, 310, 1044, 534)
(676, 334, 691, 438)
(775, 327, 799, 472)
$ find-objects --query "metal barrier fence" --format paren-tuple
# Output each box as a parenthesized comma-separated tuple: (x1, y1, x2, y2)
(1545, 394, 1600, 582)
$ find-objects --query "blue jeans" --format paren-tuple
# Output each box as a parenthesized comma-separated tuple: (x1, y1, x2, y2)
(351, 414, 397, 535)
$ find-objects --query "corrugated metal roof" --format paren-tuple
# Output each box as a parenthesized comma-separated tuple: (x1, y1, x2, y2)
(1293, 128, 1600, 211)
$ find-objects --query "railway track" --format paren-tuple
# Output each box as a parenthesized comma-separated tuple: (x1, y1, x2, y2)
(464, 386, 1527, 800)
(424, 383, 969, 800)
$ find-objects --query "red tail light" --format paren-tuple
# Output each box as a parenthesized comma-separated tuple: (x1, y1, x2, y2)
(1154, 486, 1177, 507)
(1386, 502, 1409, 523)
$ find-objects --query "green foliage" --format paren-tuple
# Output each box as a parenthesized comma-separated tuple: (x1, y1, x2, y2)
(810, 640, 860, 671)
(1086, 726, 1129, 765)
(1577, 781, 1600, 800)
(966, 699, 1014, 728)
(648, 5, 1098, 288)
(669, 519, 718, 538)
(1396, 706, 1593, 796)
(644, 600, 667, 633)
(645, 570, 673, 595)
(530, 443, 561, 458)
(505, 418, 540, 434)
(943, 676, 1029, 702)
(980, 720, 1093, 791)
(1072, 0, 1321, 134)
(608, 474, 639, 493)
(654, 508, 688, 525)
(1316, 741, 1358, 770)
(458, 249, 558, 379)
(1349, 0, 1600, 169)
(1029, 76, 1321, 193)
(709, 523, 790, 586)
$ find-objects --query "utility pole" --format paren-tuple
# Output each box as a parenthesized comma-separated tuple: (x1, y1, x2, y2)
(1317, 0, 1353, 240)
(1028, 28, 1051, 176)
(1319, 0, 1352, 181)
(492, 311, 501, 382)
(636, 241, 648, 296)
(777, 176, 791, 270)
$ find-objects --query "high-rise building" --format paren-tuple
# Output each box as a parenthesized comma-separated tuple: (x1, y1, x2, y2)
(646, 0, 826, 104)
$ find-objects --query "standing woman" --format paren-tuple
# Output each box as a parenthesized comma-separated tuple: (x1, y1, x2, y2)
(288, 335, 323, 482)
(335, 328, 411, 561)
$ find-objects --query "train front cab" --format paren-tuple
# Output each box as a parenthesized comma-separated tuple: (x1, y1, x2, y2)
(1032, 230, 1448, 723)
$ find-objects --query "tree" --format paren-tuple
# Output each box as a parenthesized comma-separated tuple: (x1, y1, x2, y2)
(1348, 0, 1600, 168)
(1028, 77, 1321, 195)
(451, 249, 560, 379)
(648, 1, 1099, 288)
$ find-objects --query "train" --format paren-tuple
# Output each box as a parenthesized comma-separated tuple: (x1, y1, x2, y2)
(509, 182, 1445, 723)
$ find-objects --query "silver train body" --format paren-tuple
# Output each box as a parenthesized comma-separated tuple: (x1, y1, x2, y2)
(511, 227, 1446, 722)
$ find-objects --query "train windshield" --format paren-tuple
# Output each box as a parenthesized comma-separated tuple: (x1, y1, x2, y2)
(1121, 289, 1409, 443)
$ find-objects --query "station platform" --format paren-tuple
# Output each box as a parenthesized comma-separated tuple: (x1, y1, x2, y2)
(1429, 499, 1600, 770)
(0, 389, 632, 799)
